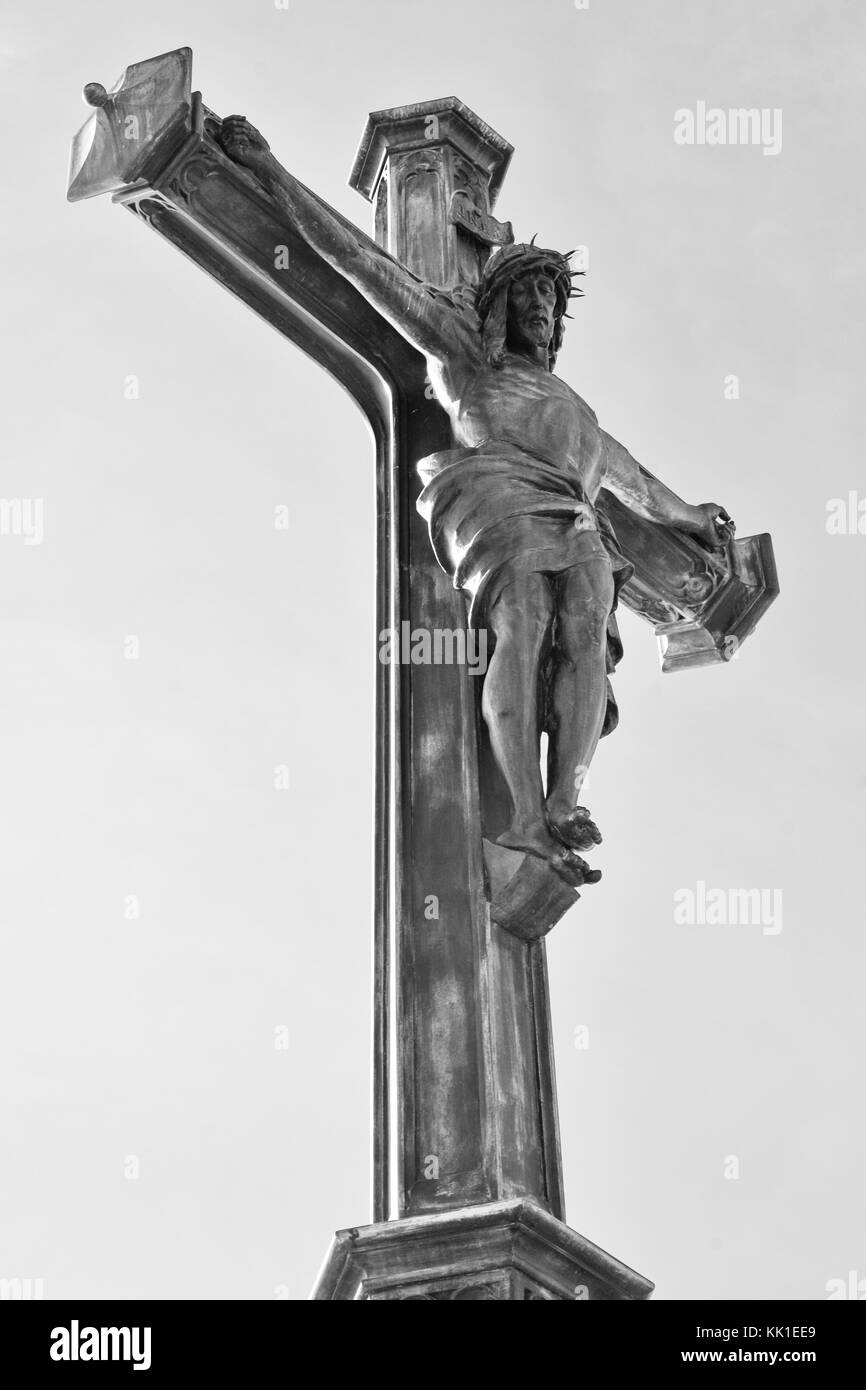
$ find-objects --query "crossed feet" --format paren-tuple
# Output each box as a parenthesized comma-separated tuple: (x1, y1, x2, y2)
(497, 807, 603, 888)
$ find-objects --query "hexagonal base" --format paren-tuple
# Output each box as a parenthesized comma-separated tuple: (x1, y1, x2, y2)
(312, 1199, 653, 1301)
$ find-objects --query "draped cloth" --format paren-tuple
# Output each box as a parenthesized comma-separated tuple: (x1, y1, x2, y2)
(416, 442, 634, 738)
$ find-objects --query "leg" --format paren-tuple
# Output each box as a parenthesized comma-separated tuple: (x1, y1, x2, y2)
(483, 571, 557, 861)
(546, 557, 615, 847)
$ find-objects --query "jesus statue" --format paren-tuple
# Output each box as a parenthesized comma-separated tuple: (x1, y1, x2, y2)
(219, 114, 735, 887)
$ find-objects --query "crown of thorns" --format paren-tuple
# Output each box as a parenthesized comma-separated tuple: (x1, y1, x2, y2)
(475, 238, 585, 324)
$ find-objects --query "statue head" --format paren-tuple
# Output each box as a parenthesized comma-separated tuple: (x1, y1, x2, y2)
(475, 241, 584, 371)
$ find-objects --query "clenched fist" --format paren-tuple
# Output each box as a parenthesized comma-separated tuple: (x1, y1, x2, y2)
(690, 502, 736, 549)
(219, 115, 272, 174)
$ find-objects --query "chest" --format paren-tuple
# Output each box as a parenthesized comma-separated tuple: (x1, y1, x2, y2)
(450, 364, 600, 483)
(455, 360, 602, 470)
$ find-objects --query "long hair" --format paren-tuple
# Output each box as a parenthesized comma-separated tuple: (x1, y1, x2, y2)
(475, 242, 583, 371)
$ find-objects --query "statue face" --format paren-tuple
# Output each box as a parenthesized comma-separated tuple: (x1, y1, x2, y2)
(506, 271, 558, 357)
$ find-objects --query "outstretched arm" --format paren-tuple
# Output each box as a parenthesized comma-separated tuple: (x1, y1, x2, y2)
(218, 116, 467, 362)
(601, 429, 735, 549)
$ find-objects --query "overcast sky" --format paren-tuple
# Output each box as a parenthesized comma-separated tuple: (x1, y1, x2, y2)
(1, 0, 864, 1300)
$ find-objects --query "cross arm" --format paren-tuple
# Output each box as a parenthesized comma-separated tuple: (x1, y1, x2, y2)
(66, 47, 426, 413)
(228, 128, 471, 364)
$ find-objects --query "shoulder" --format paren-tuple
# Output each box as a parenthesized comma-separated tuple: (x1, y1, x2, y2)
(575, 393, 599, 423)
(421, 282, 484, 365)
(547, 366, 594, 414)
(421, 281, 482, 329)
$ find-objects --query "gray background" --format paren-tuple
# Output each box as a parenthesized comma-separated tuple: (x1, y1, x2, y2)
(1, 0, 863, 1299)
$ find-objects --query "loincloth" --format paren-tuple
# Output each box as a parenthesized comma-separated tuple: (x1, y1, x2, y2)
(416, 442, 634, 737)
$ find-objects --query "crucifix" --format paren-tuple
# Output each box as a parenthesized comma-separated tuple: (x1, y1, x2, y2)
(68, 48, 777, 1301)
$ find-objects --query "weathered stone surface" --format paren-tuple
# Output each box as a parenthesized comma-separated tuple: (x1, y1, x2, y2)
(349, 97, 514, 287)
(313, 1199, 654, 1301)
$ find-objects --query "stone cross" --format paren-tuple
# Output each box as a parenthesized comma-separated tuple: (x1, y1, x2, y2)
(68, 48, 776, 1301)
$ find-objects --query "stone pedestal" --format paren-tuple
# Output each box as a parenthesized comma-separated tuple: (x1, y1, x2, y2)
(483, 839, 581, 941)
(313, 1199, 654, 1301)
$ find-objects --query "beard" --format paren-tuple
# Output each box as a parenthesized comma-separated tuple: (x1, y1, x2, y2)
(515, 320, 552, 352)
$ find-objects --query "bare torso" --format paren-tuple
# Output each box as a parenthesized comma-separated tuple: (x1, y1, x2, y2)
(430, 349, 607, 501)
